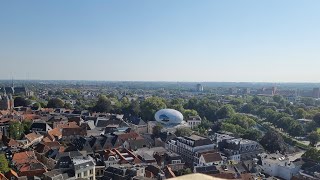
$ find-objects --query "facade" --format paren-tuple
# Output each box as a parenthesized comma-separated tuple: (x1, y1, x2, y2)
(166, 135, 216, 167)
(218, 136, 264, 163)
(196, 84, 204, 92)
(0, 95, 14, 110)
(73, 157, 95, 180)
(186, 116, 202, 129)
(259, 153, 302, 180)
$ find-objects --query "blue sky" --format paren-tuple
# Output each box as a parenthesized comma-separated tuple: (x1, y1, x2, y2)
(0, 0, 319, 82)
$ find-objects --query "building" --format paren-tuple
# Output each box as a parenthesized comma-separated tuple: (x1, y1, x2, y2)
(186, 115, 202, 129)
(155, 109, 184, 125)
(128, 117, 148, 134)
(103, 164, 146, 180)
(218, 137, 264, 163)
(0, 95, 14, 110)
(196, 84, 204, 92)
(73, 157, 95, 180)
(313, 88, 320, 98)
(259, 153, 302, 180)
(166, 135, 216, 167)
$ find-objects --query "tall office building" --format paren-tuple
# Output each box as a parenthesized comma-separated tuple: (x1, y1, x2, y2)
(196, 84, 204, 92)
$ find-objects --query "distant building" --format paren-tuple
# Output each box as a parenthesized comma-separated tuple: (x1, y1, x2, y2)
(0, 94, 14, 110)
(196, 84, 204, 92)
(313, 88, 320, 98)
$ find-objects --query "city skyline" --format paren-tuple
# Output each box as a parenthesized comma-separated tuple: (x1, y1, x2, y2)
(1, 1, 320, 82)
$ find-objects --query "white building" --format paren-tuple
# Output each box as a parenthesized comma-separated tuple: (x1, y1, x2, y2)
(187, 116, 202, 129)
(259, 153, 302, 180)
(73, 157, 96, 180)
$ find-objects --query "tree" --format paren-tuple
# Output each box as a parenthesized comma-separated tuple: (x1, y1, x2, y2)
(241, 103, 255, 114)
(287, 122, 304, 137)
(0, 153, 10, 173)
(305, 121, 318, 132)
(273, 95, 283, 103)
(9, 121, 24, 139)
(260, 131, 287, 153)
(152, 124, 163, 138)
(92, 95, 112, 113)
(295, 108, 307, 119)
(175, 127, 193, 137)
(183, 109, 198, 118)
(308, 131, 320, 147)
(64, 102, 73, 109)
(22, 120, 32, 134)
(130, 100, 141, 116)
(313, 113, 320, 125)
(216, 105, 235, 119)
(184, 98, 219, 121)
(141, 97, 166, 121)
(47, 98, 65, 108)
(176, 168, 192, 176)
(32, 102, 41, 110)
(14, 97, 30, 107)
(242, 129, 262, 141)
(168, 98, 185, 113)
(221, 123, 245, 135)
(251, 96, 263, 105)
(302, 148, 320, 162)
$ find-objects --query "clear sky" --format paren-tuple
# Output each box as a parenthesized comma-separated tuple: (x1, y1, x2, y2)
(0, 0, 319, 82)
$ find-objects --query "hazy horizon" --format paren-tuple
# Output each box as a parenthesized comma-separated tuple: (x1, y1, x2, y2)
(1, 1, 320, 82)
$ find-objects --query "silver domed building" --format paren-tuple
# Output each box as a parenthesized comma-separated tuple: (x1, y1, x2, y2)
(155, 109, 184, 125)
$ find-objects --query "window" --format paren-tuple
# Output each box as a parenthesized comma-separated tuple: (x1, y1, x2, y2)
(84, 171, 88, 177)
(90, 169, 93, 175)
(77, 173, 81, 178)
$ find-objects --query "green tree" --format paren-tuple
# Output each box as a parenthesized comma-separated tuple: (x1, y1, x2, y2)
(308, 131, 320, 147)
(9, 121, 24, 139)
(273, 95, 283, 103)
(47, 98, 65, 108)
(14, 96, 30, 107)
(175, 127, 193, 137)
(130, 100, 141, 116)
(260, 131, 287, 153)
(242, 129, 262, 141)
(152, 124, 163, 138)
(295, 108, 307, 119)
(92, 95, 112, 113)
(183, 109, 198, 118)
(241, 103, 255, 114)
(176, 168, 192, 176)
(64, 102, 73, 109)
(0, 153, 10, 173)
(32, 102, 41, 110)
(251, 96, 263, 105)
(221, 123, 245, 135)
(313, 113, 320, 125)
(168, 98, 185, 113)
(288, 122, 304, 137)
(305, 121, 318, 132)
(141, 97, 166, 121)
(22, 120, 32, 134)
(216, 105, 235, 119)
(302, 148, 320, 162)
